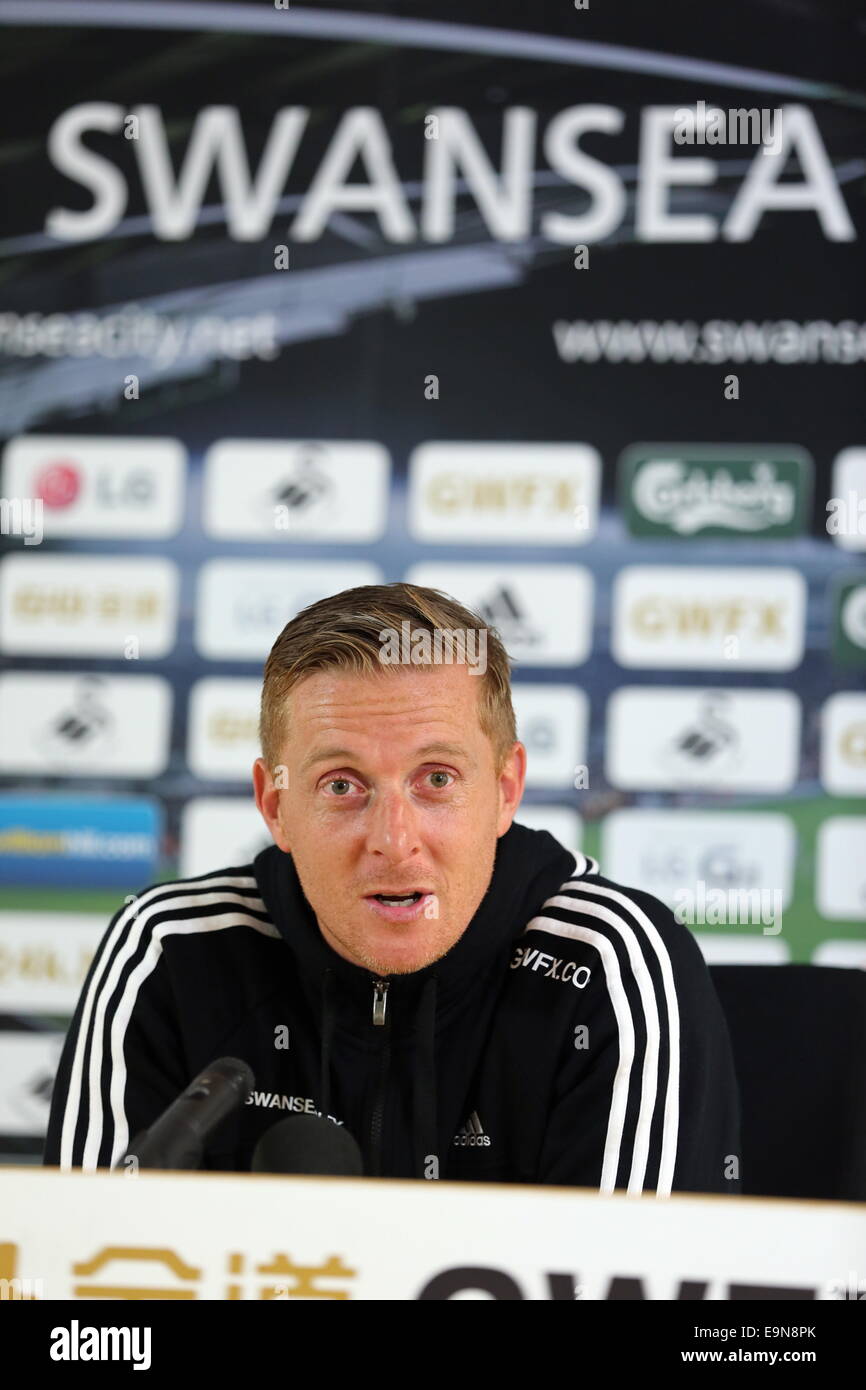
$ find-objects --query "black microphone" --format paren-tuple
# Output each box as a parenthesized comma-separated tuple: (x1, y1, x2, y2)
(121, 1056, 255, 1171)
(252, 1114, 364, 1176)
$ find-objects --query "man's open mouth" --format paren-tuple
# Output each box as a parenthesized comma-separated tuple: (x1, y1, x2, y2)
(370, 892, 424, 905)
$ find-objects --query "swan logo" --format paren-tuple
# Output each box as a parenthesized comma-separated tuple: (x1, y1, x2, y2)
(606, 688, 800, 794)
(665, 693, 742, 774)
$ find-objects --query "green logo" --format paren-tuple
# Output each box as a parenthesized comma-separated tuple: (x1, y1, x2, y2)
(619, 445, 812, 538)
(832, 575, 866, 666)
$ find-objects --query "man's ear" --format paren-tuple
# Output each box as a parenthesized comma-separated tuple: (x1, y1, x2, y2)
(253, 756, 291, 853)
(496, 741, 527, 837)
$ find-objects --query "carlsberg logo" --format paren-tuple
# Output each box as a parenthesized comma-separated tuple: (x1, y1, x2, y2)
(635, 460, 793, 533)
(624, 454, 807, 537)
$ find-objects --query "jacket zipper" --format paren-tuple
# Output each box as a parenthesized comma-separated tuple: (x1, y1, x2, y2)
(372, 978, 389, 1027)
(369, 978, 390, 1176)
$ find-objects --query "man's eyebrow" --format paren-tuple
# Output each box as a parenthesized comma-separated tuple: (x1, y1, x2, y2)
(300, 742, 475, 774)
(414, 742, 475, 764)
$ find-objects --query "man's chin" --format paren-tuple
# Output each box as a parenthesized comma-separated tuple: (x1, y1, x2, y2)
(356, 924, 454, 977)
(371, 952, 442, 977)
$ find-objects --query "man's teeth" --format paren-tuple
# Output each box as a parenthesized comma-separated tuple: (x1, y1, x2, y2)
(375, 893, 421, 904)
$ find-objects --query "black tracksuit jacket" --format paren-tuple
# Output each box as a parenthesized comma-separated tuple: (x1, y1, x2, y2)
(43, 822, 742, 1194)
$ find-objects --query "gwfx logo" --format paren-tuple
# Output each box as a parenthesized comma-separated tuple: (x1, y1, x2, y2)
(510, 946, 591, 988)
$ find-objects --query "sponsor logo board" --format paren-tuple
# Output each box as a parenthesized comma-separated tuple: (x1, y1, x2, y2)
(187, 679, 260, 782)
(513, 685, 588, 789)
(0, 914, 106, 1012)
(820, 694, 866, 795)
(816, 818, 866, 920)
(618, 445, 811, 539)
(811, 940, 866, 969)
(612, 566, 805, 670)
(195, 560, 382, 660)
(601, 809, 796, 908)
(829, 449, 866, 552)
(180, 799, 271, 880)
(0, 796, 161, 888)
(406, 563, 594, 666)
(516, 806, 583, 851)
(605, 687, 800, 792)
(0, 555, 178, 658)
(203, 440, 390, 541)
(692, 934, 790, 965)
(0, 1033, 65, 1136)
(409, 443, 600, 544)
(831, 575, 866, 666)
(2, 435, 185, 538)
(0, 673, 172, 778)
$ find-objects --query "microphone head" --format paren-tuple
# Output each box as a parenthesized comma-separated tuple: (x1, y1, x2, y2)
(195, 1056, 255, 1100)
(252, 1114, 364, 1177)
(120, 1056, 256, 1171)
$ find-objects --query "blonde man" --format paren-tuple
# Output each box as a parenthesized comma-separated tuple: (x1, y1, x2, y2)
(45, 583, 740, 1194)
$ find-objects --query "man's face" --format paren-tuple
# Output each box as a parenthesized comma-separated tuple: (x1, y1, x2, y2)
(254, 663, 525, 976)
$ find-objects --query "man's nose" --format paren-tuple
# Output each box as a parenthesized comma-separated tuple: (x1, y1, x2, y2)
(365, 785, 422, 861)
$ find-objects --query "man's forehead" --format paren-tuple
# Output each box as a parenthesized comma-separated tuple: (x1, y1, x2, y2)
(290, 664, 480, 717)
(284, 666, 485, 753)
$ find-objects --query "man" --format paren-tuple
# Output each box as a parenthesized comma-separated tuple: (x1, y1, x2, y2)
(44, 582, 741, 1193)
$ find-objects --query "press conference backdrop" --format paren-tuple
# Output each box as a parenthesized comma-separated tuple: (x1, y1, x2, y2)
(0, 0, 864, 1161)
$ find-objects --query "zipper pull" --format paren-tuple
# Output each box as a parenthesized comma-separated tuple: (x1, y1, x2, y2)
(372, 978, 389, 1026)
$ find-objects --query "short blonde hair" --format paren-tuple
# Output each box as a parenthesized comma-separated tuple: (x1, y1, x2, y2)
(259, 581, 516, 774)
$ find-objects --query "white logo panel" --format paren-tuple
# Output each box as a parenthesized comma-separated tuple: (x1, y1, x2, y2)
(406, 563, 593, 666)
(840, 582, 866, 652)
(693, 935, 790, 965)
(203, 440, 390, 541)
(180, 798, 272, 879)
(601, 809, 797, 909)
(0, 673, 172, 777)
(612, 566, 806, 670)
(513, 684, 588, 789)
(3, 435, 185, 537)
(0, 1033, 66, 1137)
(0, 554, 178, 657)
(195, 560, 383, 660)
(0, 914, 106, 1012)
(830, 449, 866, 552)
(605, 687, 800, 792)
(188, 679, 261, 782)
(408, 443, 600, 544)
(516, 806, 583, 852)
(817, 818, 866, 920)
(811, 940, 866, 969)
(820, 694, 866, 795)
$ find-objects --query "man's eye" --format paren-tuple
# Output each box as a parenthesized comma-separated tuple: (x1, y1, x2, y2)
(427, 770, 453, 789)
(326, 779, 354, 796)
